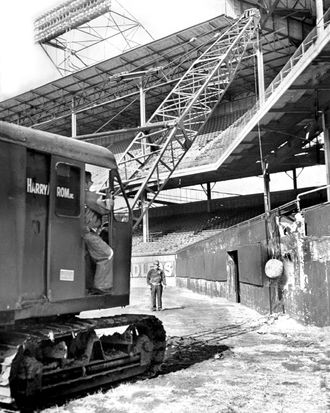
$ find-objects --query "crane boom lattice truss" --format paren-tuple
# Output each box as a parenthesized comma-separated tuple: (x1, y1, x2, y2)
(118, 9, 260, 228)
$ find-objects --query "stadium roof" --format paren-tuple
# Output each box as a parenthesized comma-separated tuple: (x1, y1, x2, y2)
(0, 1, 314, 138)
(0, 14, 233, 136)
(1, 0, 330, 191)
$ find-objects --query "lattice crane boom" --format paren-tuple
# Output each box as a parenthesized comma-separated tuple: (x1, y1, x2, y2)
(117, 8, 260, 228)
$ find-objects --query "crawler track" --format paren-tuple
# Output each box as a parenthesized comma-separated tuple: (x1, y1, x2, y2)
(0, 314, 165, 410)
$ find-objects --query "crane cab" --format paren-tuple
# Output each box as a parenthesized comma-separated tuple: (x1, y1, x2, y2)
(0, 121, 132, 325)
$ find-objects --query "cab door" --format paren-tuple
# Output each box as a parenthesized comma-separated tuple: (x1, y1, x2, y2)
(47, 158, 85, 301)
(109, 172, 132, 297)
(22, 149, 50, 300)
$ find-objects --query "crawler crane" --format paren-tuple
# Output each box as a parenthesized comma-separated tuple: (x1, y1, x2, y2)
(0, 8, 260, 409)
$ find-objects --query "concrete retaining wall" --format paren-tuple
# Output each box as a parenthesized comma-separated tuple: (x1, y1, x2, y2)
(133, 202, 330, 326)
(176, 215, 273, 314)
(175, 202, 330, 326)
(176, 277, 227, 297)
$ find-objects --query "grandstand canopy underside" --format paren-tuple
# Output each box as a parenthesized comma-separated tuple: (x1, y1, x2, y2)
(1, 0, 330, 189)
(170, 56, 330, 189)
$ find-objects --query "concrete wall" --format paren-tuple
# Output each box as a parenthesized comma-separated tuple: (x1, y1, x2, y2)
(176, 277, 227, 297)
(176, 201, 330, 326)
(280, 203, 330, 326)
(176, 215, 274, 315)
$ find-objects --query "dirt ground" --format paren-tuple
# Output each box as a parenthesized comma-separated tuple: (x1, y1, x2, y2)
(38, 280, 330, 412)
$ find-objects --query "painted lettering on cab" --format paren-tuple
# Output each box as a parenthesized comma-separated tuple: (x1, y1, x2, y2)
(56, 186, 74, 199)
(26, 178, 50, 196)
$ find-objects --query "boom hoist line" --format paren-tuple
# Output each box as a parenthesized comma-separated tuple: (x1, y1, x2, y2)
(117, 9, 260, 228)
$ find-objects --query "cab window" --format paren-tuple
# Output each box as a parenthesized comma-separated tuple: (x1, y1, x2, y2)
(55, 163, 80, 217)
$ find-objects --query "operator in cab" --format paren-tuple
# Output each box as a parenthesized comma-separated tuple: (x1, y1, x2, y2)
(83, 171, 114, 294)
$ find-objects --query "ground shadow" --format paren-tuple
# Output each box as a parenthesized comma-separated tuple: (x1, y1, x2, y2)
(157, 335, 229, 375)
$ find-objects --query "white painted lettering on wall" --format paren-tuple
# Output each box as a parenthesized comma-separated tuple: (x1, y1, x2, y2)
(131, 256, 176, 278)
(56, 186, 74, 199)
(26, 178, 50, 196)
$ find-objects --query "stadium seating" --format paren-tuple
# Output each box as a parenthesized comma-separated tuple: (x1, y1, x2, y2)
(112, 106, 251, 179)
(132, 204, 264, 255)
(131, 187, 326, 256)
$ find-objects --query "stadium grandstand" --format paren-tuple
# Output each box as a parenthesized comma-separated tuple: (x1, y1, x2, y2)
(1, 0, 330, 326)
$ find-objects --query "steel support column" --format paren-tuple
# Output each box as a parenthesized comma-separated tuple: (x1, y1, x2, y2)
(262, 161, 271, 216)
(142, 192, 149, 243)
(292, 168, 298, 192)
(316, 0, 325, 37)
(139, 78, 149, 243)
(256, 30, 265, 104)
(206, 182, 212, 213)
(71, 97, 77, 138)
(139, 79, 146, 128)
(321, 111, 330, 200)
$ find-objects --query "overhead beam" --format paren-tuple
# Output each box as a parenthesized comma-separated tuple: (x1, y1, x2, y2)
(289, 86, 330, 90)
(272, 8, 312, 19)
(268, 106, 314, 114)
(76, 121, 173, 141)
(252, 126, 306, 141)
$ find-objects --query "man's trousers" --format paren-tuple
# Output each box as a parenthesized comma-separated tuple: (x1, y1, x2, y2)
(150, 284, 163, 310)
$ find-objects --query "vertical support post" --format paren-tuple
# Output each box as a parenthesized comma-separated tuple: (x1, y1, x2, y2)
(71, 96, 77, 138)
(139, 78, 146, 127)
(139, 78, 149, 243)
(262, 160, 271, 217)
(261, 159, 273, 257)
(292, 168, 298, 193)
(316, 0, 325, 37)
(142, 192, 149, 243)
(256, 30, 265, 105)
(206, 182, 212, 213)
(261, 159, 274, 315)
(321, 111, 330, 201)
(258, 126, 273, 256)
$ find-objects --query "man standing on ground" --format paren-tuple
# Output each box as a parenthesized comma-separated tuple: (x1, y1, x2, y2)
(147, 260, 166, 311)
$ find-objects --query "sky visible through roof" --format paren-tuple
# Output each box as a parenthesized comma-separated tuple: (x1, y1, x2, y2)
(0, 0, 226, 100)
(0, 0, 325, 195)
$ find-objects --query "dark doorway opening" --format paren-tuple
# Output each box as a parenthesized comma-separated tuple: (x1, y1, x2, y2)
(227, 250, 240, 303)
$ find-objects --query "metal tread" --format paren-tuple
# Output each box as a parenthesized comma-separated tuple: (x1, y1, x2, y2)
(0, 314, 166, 408)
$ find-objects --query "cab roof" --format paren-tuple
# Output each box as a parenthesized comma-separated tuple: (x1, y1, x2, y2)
(0, 121, 117, 169)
